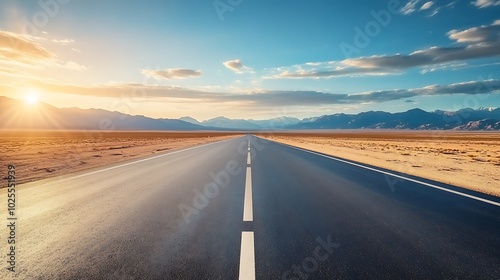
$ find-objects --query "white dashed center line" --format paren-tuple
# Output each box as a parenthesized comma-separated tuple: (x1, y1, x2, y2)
(239, 139, 256, 279)
(244, 138, 254, 222)
(243, 167, 253, 222)
(239, 231, 256, 280)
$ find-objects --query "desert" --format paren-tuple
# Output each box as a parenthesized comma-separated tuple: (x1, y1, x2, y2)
(3, 130, 499, 197)
(259, 130, 500, 196)
(0, 130, 239, 185)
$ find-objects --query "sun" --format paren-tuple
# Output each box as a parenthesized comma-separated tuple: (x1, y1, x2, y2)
(24, 90, 39, 105)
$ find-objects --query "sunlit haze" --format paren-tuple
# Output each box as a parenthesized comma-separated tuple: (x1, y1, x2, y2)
(23, 89, 39, 105)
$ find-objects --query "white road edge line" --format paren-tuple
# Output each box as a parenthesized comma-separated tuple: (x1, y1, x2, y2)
(239, 231, 256, 280)
(243, 166, 254, 221)
(266, 138, 500, 207)
(46, 137, 239, 185)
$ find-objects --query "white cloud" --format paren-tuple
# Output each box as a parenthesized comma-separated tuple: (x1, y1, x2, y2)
(64, 61, 87, 71)
(448, 19, 500, 43)
(426, 9, 439, 17)
(52, 38, 75, 45)
(401, 0, 454, 16)
(420, 1, 434, 10)
(400, 0, 421, 15)
(270, 20, 500, 79)
(0, 30, 54, 64)
(269, 66, 396, 79)
(472, 0, 500, 8)
(142, 68, 202, 79)
(223, 59, 252, 73)
(0, 30, 86, 71)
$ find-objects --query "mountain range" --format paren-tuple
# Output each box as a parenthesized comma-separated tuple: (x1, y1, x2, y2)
(0, 96, 204, 130)
(290, 108, 500, 130)
(1, 96, 499, 131)
(180, 116, 301, 130)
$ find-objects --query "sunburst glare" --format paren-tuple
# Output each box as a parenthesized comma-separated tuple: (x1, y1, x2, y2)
(24, 89, 39, 105)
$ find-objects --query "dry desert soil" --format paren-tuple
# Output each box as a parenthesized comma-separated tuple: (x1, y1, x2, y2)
(0, 130, 239, 185)
(2, 130, 498, 197)
(258, 130, 500, 197)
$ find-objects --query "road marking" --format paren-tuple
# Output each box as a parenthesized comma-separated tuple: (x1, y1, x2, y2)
(275, 140, 500, 207)
(240, 139, 255, 279)
(239, 231, 255, 280)
(243, 167, 254, 221)
(36, 137, 239, 186)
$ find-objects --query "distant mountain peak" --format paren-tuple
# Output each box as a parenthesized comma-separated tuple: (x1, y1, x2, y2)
(406, 108, 427, 113)
(209, 116, 231, 121)
(179, 116, 201, 125)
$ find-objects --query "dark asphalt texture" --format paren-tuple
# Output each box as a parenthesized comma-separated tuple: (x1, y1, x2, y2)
(1, 135, 498, 279)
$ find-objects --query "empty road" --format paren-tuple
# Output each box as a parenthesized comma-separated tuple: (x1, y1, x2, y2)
(1, 135, 499, 279)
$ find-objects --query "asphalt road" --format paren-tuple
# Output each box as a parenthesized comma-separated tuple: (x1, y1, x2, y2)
(0, 135, 499, 279)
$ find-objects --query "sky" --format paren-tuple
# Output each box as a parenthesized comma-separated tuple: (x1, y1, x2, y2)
(0, 0, 499, 121)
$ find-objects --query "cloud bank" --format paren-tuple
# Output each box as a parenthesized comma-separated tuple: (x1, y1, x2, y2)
(0, 31, 53, 65)
(142, 68, 202, 79)
(270, 20, 500, 79)
(26, 79, 500, 107)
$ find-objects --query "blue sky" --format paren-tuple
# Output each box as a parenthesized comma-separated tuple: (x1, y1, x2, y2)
(0, 0, 499, 120)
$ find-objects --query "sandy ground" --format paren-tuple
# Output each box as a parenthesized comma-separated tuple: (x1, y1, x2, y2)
(0, 130, 239, 185)
(259, 131, 500, 197)
(2, 130, 498, 196)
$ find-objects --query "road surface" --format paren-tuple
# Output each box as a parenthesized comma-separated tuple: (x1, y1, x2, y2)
(0, 135, 499, 279)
